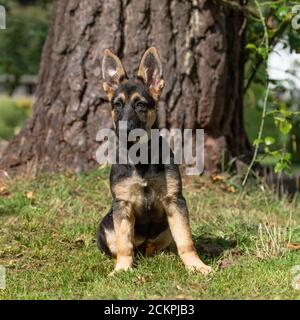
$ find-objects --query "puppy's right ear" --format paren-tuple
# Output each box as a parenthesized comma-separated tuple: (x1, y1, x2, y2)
(102, 49, 126, 101)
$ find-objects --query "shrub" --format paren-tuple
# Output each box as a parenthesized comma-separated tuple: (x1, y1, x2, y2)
(0, 95, 31, 140)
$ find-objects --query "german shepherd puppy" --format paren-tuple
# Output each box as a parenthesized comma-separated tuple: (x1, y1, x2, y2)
(97, 47, 212, 276)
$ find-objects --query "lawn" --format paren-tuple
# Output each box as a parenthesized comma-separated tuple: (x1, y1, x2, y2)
(0, 167, 300, 300)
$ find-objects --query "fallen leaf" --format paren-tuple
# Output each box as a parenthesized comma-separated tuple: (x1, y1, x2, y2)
(74, 235, 93, 246)
(74, 236, 85, 245)
(26, 191, 34, 199)
(0, 186, 10, 196)
(211, 175, 227, 182)
(227, 186, 236, 193)
(287, 243, 300, 250)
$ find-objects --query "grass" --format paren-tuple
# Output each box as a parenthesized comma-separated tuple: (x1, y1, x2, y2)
(0, 167, 300, 300)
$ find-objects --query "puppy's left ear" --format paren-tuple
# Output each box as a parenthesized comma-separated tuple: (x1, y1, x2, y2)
(137, 47, 165, 100)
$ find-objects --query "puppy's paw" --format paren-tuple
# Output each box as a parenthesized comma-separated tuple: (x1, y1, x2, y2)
(185, 264, 213, 275)
(181, 252, 213, 275)
(108, 266, 133, 277)
(109, 256, 133, 276)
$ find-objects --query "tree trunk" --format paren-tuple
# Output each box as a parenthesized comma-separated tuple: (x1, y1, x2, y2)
(0, 0, 251, 175)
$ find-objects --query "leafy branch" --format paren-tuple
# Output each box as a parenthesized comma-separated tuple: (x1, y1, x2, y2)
(242, 0, 270, 187)
(244, 19, 290, 93)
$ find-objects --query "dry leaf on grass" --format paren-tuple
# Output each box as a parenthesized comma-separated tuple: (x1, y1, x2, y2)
(74, 235, 93, 246)
(26, 191, 34, 199)
(287, 243, 300, 250)
(74, 236, 85, 246)
(227, 186, 236, 193)
(0, 186, 10, 196)
(211, 175, 228, 182)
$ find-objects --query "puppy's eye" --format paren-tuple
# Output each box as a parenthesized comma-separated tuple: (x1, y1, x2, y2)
(135, 101, 147, 110)
(113, 101, 123, 109)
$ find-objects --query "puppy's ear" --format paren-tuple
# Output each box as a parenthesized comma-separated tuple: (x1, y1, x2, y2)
(102, 49, 126, 101)
(137, 47, 164, 100)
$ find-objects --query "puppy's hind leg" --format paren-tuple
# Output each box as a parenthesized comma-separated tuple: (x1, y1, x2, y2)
(96, 208, 117, 256)
(146, 228, 173, 256)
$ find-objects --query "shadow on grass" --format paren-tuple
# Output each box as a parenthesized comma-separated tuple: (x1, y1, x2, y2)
(133, 236, 237, 267)
(194, 236, 237, 260)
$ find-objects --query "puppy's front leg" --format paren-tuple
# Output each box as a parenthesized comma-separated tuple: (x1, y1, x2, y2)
(111, 200, 135, 275)
(163, 197, 212, 275)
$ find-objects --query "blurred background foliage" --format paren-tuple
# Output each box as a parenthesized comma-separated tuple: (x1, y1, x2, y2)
(244, 0, 300, 172)
(0, 95, 31, 140)
(0, 0, 50, 91)
(0, 0, 50, 143)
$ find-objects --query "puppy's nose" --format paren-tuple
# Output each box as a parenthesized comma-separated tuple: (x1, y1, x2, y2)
(126, 120, 135, 131)
(121, 117, 135, 130)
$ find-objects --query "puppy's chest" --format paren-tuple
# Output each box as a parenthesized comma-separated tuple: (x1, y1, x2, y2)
(113, 172, 167, 216)
(126, 175, 160, 213)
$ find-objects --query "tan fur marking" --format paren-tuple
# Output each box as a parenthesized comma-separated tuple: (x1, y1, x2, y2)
(116, 255, 133, 268)
(103, 82, 115, 101)
(166, 207, 194, 254)
(155, 174, 180, 201)
(146, 243, 156, 257)
(147, 173, 180, 202)
(115, 92, 126, 103)
(103, 229, 145, 258)
(164, 201, 211, 274)
(149, 79, 165, 101)
(111, 110, 116, 122)
(130, 92, 144, 103)
(112, 173, 147, 213)
(146, 228, 173, 256)
(146, 109, 156, 134)
(113, 202, 135, 272)
(104, 228, 117, 256)
(166, 175, 180, 197)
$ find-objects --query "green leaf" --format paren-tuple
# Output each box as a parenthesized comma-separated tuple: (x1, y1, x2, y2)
(253, 138, 263, 146)
(276, 6, 289, 18)
(264, 146, 270, 153)
(270, 150, 281, 160)
(264, 136, 275, 146)
(257, 155, 267, 163)
(257, 47, 268, 59)
(246, 43, 257, 51)
(274, 162, 286, 173)
(288, 30, 300, 53)
(279, 120, 292, 135)
(274, 116, 284, 123)
(279, 109, 291, 117)
(283, 152, 292, 161)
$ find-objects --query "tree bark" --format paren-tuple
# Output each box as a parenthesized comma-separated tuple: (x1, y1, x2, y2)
(0, 0, 251, 175)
